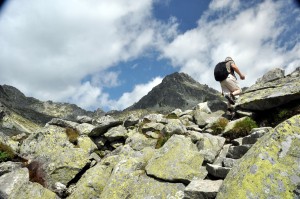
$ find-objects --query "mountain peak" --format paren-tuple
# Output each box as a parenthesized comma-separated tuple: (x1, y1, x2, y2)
(126, 72, 222, 113)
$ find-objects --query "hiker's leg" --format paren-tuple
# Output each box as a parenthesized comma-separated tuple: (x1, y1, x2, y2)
(225, 75, 241, 97)
(232, 87, 242, 96)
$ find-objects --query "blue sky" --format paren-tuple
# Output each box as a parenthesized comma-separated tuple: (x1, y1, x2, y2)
(0, 0, 299, 112)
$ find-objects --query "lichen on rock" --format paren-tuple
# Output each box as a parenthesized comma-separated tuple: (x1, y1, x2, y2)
(217, 114, 300, 199)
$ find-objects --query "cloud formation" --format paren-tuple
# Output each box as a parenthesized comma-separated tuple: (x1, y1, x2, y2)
(161, 0, 300, 91)
(0, 0, 176, 111)
(0, 0, 299, 111)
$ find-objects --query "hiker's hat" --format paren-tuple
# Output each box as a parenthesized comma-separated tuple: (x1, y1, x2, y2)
(225, 57, 233, 61)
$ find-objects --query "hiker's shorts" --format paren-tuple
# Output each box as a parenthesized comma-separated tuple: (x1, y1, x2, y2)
(220, 74, 241, 94)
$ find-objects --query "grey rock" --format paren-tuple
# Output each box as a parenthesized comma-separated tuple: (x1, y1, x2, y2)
(47, 118, 78, 129)
(0, 168, 29, 199)
(226, 145, 253, 159)
(19, 125, 91, 188)
(142, 113, 165, 123)
(236, 68, 300, 111)
(223, 117, 249, 138)
(0, 131, 19, 153)
(53, 182, 67, 197)
(222, 158, 237, 168)
(171, 108, 183, 116)
(141, 122, 164, 133)
(89, 152, 101, 163)
(10, 181, 57, 199)
(242, 127, 272, 145)
(92, 137, 107, 149)
(123, 114, 139, 127)
(68, 164, 112, 199)
(194, 110, 224, 128)
(213, 144, 231, 166)
(162, 119, 187, 136)
(186, 125, 202, 132)
(125, 133, 157, 151)
(76, 115, 93, 124)
(146, 135, 205, 184)
(75, 123, 95, 135)
(145, 131, 160, 139)
(232, 137, 243, 146)
(256, 68, 285, 84)
(207, 100, 228, 113)
(217, 114, 300, 198)
(195, 102, 212, 114)
(184, 179, 223, 199)
(206, 163, 231, 179)
(89, 117, 122, 137)
(289, 66, 300, 77)
(110, 140, 124, 149)
(104, 125, 128, 142)
(100, 158, 185, 199)
(0, 161, 23, 176)
(196, 133, 226, 163)
(188, 131, 203, 143)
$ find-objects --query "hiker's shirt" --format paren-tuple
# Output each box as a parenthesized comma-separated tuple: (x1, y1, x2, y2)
(225, 60, 237, 80)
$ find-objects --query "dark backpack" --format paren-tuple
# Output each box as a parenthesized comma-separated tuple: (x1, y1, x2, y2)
(214, 61, 230, 81)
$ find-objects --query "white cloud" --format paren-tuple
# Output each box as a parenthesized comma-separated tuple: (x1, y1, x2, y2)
(161, 0, 300, 91)
(209, 0, 240, 11)
(1, 0, 298, 112)
(0, 0, 177, 110)
(104, 77, 163, 110)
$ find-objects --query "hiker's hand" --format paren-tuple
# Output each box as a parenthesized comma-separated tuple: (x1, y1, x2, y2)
(240, 74, 245, 80)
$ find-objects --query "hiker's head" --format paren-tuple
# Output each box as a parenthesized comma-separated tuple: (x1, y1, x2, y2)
(225, 57, 233, 61)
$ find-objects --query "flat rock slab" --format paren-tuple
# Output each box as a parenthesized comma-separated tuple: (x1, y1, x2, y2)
(184, 179, 223, 199)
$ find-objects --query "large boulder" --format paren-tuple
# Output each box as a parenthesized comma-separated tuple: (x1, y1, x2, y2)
(255, 67, 285, 84)
(99, 157, 185, 199)
(217, 114, 300, 199)
(145, 134, 206, 184)
(19, 125, 92, 188)
(68, 164, 113, 199)
(89, 116, 122, 137)
(0, 132, 19, 153)
(0, 167, 57, 199)
(162, 119, 187, 136)
(236, 67, 300, 111)
(196, 133, 226, 163)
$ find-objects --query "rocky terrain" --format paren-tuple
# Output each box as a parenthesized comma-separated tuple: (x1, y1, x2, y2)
(0, 67, 300, 199)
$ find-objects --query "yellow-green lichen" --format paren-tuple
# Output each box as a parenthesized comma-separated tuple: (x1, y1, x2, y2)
(217, 114, 300, 199)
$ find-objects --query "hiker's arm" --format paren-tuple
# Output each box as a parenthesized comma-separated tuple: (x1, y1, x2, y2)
(231, 63, 245, 80)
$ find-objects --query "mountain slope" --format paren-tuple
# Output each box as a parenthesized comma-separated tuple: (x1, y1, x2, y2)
(126, 72, 223, 113)
(0, 85, 105, 135)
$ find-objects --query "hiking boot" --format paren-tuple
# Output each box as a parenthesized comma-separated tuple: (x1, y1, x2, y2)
(224, 94, 235, 105)
(230, 111, 236, 121)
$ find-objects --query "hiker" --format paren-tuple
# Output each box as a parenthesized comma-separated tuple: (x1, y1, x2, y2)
(214, 57, 245, 116)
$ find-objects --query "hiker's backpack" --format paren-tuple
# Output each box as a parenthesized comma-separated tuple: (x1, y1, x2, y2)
(214, 61, 230, 81)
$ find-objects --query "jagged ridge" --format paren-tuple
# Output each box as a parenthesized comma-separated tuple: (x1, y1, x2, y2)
(126, 72, 222, 113)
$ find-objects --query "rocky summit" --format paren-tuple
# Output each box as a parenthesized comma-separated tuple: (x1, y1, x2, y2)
(0, 67, 300, 199)
(126, 72, 225, 113)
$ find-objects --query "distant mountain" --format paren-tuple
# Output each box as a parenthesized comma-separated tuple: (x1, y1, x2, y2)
(125, 72, 223, 113)
(0, 85, 105, 135)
